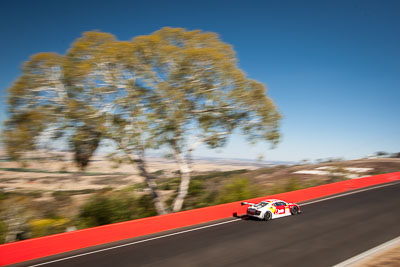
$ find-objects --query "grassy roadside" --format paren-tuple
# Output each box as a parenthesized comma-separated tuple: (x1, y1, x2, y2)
(1, 158, 399, 244)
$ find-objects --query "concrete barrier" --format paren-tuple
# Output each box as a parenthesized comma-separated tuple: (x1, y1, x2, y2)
(1, 171, 399, 266)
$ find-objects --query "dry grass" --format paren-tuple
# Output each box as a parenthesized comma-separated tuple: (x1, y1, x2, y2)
(0, 152, 260, 192)
(354, 242, 400, 267)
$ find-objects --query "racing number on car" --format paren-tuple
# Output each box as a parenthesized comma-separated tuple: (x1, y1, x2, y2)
(277, 207, 285, 214)
(274, 204, 285, 214)
(274, 203, 286, 215)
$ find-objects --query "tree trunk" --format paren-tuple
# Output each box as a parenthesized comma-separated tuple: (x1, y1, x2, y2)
(134, 157, 168, 215)
(172, 148, 192, 212)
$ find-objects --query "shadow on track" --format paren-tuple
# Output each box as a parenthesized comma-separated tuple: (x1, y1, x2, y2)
(232, 213, 263, 221)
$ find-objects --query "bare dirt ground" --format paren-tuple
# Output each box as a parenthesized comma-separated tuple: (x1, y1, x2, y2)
(1, 150, 399, 245)
(0, 151, 261, 192)
(251, 158, 400, 188)
(354, 242, 400, 267)
(1, 147, 399, 194)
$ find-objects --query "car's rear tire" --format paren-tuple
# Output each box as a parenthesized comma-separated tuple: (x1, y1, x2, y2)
(264, 211, 272, 221)
(291, 206, 299, 215)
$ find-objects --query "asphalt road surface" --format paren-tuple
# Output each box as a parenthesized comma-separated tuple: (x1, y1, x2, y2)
(15, 182, 400, 267)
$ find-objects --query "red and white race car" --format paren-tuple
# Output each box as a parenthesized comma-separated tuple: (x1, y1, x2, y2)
(241, 199, 301, 220)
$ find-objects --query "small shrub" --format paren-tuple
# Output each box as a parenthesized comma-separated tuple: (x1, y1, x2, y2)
(28, 191, 42, 198)
(78, 192, 157, 228)
(188, 179, 205, 197)
(156, 177, 180, 191)
(166, 192, 177, 209)
(132, 183, 147, 191)
(134, 194, 158, 218)
(79, 195, 125, 227)
(29, 218, 69, 238)
(52, 189, 96, 198)
(215, 177, 262, 204)
(193, 169, 248, 180)
(53, 192, 72, 202)
(98, 187, 113, 193)
(159, 183, 171, 190)
(284, 178, 303, 192)
(192, 190, 218, 209)
(151, 170, 165, 176)
(0, 191, 6, 201)
(0, 220, 7, 244)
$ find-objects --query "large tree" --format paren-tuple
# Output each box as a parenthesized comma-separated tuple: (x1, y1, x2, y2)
(63, 32, 170, 214)
(2, 32, 169, 214)
(3, 28, 281, 214)
(125, 27, 281, 211)
(4, 52, 70, 161)
(3, 49, 105, 171)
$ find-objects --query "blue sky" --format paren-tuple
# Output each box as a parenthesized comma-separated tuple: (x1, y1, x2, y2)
(1, 0, 399, 162)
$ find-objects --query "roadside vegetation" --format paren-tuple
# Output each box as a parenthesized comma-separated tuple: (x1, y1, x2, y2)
(3, 156, 399, 244)
(0, 170, 328, 244)
(1, 24, 399, 244)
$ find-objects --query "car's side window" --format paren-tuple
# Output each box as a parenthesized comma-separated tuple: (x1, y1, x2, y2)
(275, 202, 286, 206)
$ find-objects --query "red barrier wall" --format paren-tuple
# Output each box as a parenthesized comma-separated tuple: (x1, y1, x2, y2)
(1, 172, 399, 266)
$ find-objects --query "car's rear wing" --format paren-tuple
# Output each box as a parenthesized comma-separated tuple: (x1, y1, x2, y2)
(241, 201, 255, 206)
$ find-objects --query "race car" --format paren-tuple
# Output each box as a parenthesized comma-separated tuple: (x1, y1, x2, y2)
(241, 199, 301, 221)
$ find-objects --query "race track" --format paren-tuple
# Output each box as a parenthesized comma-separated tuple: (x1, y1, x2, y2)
(14, 182, 400, 267)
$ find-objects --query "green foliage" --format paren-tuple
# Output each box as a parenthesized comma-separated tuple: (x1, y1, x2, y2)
(122, 183, 147, 192)
(0, 191, 6, 201)
(192, 169, 248, 180)
(188, 179, 205, 197)
(29, 218, 69, 238)
(327, 175, 348, 183)
(151, 170, 165, 176)
(140, 27, 281, 155)
(181, 171, 264, 209)
(3, 27, 281, 213)
(183, 174, 267, 210)
(215, 177, 262, 204)
(283, 177, 303, 192)
(165, 192, 178, 209)
(52, 192, 72, 203)
(134, 194, 158, 218)
(0, 220, 7, 244)
(52, 189, 96, 198)
(78, 192, 156, 228)
(70, 125, 102, 171)
(268, 178, 305, 195)
(156, 177, 180, 191)
(79, 194, 132, 227)
(183, 180, 218, 209)
(29, 191, 43, 198)
(304, 179, 325, 188)
(3, 47, 104, 170)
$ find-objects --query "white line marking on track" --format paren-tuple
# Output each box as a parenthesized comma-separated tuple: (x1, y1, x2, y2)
(332, 236, 400, 267)
(300, 181, 399, 206)
(27, 181, 399, 267)
(27, 219, 241, 267)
